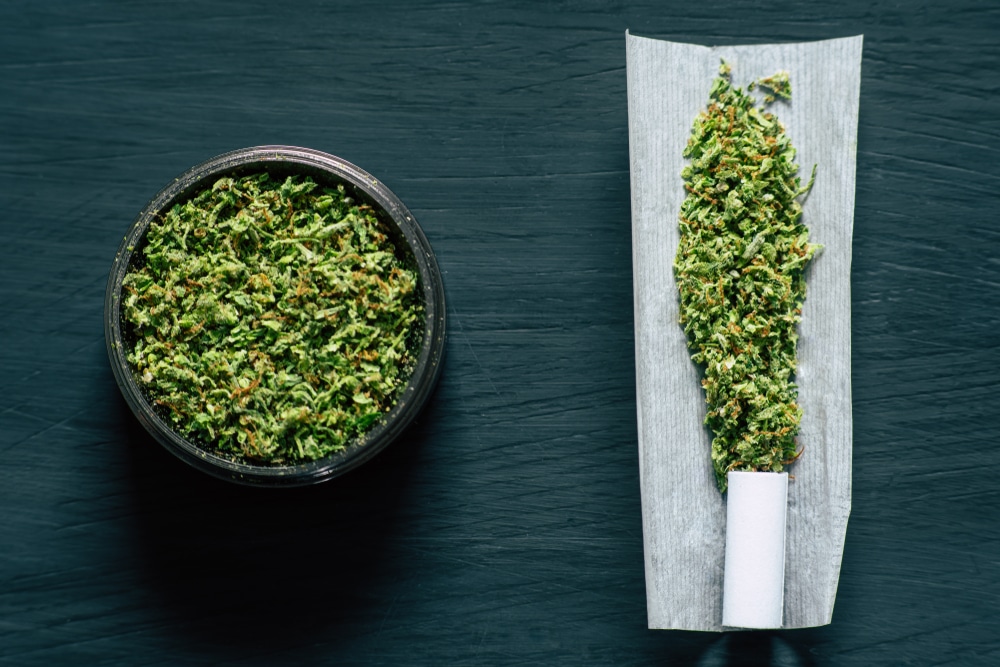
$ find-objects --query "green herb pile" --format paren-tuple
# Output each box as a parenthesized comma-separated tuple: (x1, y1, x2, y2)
(122, 172, 423, 465)
(674, 63, 819, 492)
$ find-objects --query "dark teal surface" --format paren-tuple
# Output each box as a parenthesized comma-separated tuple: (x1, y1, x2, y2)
(1, 1, 998, 665)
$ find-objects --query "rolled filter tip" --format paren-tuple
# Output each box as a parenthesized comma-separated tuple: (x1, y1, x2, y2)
(722, 471, 789, 629)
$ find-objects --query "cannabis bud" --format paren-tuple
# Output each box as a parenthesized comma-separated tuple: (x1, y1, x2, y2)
(122, 172, 424, 465)
(674, 63, 819, 492)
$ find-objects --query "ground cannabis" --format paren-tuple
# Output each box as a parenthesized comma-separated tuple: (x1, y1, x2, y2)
(675, 63, 819, 492)
(122, 172, 423, 465)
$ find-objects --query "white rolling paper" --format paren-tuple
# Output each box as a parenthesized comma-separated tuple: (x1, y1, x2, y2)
(626, 33, 861, 631)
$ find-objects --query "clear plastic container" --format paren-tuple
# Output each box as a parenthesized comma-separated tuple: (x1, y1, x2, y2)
(105, 146, 446, 486)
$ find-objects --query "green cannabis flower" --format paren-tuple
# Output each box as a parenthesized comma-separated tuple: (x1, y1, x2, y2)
(675, 63, 819, 492)
(122, 172, 423, 465)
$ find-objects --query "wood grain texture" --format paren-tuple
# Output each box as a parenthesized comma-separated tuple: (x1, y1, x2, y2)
(627, 34, 860, 631)
(0, 1, 998, 665)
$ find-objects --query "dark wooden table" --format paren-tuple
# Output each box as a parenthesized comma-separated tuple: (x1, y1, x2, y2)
(2, 2, 997, 665)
